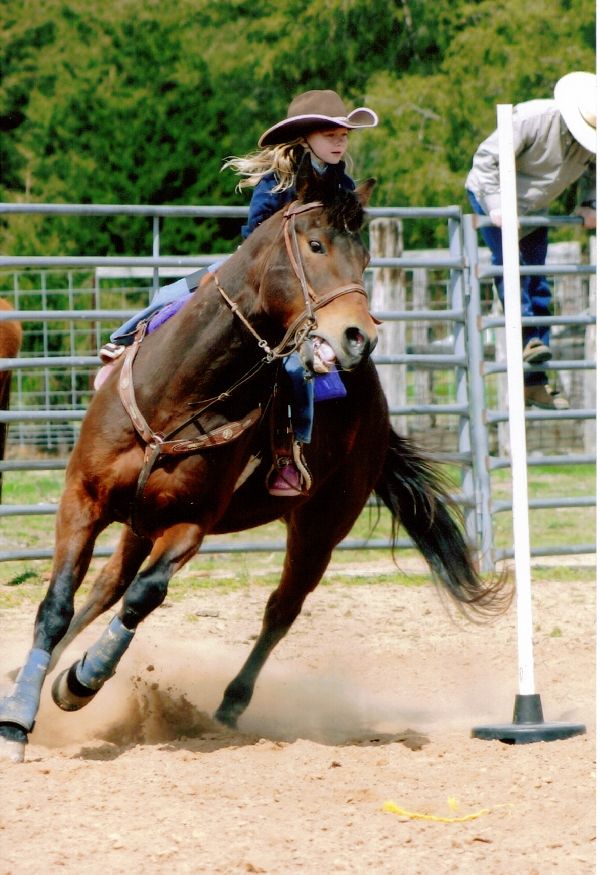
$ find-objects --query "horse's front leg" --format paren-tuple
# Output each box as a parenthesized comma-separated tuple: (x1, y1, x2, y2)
(48, 526, 152, 673)
(51, 523, 203, 713)
(0, 486, 104, 762)
(214, 538, 333, 729)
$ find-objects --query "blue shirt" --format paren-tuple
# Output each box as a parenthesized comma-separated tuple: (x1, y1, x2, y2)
(241, 161, 355, 239)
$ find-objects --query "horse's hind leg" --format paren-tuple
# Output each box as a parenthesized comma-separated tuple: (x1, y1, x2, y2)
(52, 523, 203, 712)
(213, 486, 367, 730)
(48, 527, 152, 672)
(214, 452, 380, 731)
(214, 545, 332, 729)
(0, 485, 104, 761)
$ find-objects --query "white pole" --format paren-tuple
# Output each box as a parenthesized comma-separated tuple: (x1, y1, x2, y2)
(497, 104, 536, 696)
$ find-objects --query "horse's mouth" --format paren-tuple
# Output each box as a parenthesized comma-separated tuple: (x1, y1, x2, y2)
(300, 335, 344, 376)
(304, 329, 375, 374)
(311, 337, 338, 374)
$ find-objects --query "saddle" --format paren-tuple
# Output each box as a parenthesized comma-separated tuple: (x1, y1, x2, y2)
(113, 282, 349, 507)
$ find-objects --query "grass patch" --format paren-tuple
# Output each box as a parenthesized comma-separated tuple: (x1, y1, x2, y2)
(5, 569, 39, 587)
(491, 464, 595, 553)
(530, 564, 595, 584)
(0, 463, 594, 610)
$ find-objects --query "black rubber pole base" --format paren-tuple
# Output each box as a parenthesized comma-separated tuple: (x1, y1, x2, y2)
(471, 694, 586, 744)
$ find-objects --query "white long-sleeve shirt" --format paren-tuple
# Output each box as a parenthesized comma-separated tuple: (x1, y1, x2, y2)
(465, 99, 595, 216)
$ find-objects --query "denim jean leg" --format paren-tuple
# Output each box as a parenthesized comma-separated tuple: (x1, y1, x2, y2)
(466, 190, 505, 303)
(519, 226, 551, 346)
(110, 277, 192, 344)
(467, 191, 549, 385)
(519, 226, 550, 386)
(283, 353, 315, 444)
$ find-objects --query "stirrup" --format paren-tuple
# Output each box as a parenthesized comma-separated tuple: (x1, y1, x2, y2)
(267, 462, 304, 497)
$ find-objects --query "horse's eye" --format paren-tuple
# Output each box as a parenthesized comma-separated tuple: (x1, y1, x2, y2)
(309, 240, 325, 254)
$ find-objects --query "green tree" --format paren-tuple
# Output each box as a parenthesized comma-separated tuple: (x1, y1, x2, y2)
(0, 0, 595, 255)
(363, 0, 595, 244)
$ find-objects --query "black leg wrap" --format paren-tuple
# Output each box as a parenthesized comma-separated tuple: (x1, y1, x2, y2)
(0, 723, 28, 744)
(67, 663, 98, 698)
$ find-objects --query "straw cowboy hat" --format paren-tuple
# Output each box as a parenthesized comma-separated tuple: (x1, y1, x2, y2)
(554, 71, 597, 153)
(258, 90, 378, 147)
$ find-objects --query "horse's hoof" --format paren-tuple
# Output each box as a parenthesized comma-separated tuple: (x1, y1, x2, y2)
(0, 724, 27, 763)
(213, 706, 238, 730)
(51, 666, 97, 712)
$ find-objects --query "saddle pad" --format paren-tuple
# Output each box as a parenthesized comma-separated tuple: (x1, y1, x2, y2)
(147, 297, 188, 334)
(314, 369, 347, 401)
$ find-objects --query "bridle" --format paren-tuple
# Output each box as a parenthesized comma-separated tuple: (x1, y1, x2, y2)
(214, 199, 369, 362)
(118, 198, 369, 533)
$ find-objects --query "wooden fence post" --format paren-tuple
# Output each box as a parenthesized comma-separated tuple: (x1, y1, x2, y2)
(369, 218, 405, 425)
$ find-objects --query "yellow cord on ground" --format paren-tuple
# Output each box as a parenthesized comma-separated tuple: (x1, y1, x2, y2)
(383, 799, 506, 823)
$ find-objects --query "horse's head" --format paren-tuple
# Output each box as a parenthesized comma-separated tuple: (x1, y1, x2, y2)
(257, 154, 379, 372)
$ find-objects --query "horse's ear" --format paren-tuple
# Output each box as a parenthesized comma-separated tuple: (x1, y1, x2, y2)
(355, 178, 376, 207)
(295, 151, 323, 203)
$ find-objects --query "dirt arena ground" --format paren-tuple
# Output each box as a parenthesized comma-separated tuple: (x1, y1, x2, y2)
(0, 560, 595, 874)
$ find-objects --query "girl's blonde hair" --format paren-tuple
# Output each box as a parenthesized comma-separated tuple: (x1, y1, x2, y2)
(222, 141, 306, 192)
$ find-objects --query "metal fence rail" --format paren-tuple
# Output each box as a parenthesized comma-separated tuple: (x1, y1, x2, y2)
(462, 213, 596, 567)
(0, 201, 595, 568)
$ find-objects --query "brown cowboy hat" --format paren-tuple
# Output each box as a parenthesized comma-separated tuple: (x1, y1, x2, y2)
(258, 90, 378, 148)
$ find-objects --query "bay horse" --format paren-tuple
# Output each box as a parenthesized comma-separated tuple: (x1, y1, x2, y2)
(0, 159, 508, 762)
(0, 299, 22, 502)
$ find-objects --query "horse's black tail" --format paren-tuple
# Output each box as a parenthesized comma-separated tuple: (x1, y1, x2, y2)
(375, 427, 511, 618)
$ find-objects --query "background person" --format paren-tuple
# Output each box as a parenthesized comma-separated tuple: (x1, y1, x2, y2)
(465, 71, 596, 410)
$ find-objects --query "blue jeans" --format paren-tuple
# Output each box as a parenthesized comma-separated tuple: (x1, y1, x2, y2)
(109, 266, 217, 344)
(467, 190, 551, 386)
(283, 352, 314, 444)
(111, 277, 196, 344)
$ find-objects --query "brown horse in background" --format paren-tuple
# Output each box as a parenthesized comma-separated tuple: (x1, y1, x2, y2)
(0, 299, 22, 502)
(0, 159, 509, 762)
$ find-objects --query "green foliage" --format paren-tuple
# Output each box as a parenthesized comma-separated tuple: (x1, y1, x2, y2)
(363, 0, 595, 245)
(1, 0, 595, 254)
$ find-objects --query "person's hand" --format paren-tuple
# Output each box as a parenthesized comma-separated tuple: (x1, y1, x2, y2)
(489, 209, 502, 227)
(575, 206, 596, 230)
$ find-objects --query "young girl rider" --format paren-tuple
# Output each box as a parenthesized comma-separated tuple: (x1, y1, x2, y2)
(98, 90, 378, 495)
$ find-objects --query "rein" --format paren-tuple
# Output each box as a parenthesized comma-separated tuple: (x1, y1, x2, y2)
(214, 200, 368, 361)
(119, 198, 368, 532)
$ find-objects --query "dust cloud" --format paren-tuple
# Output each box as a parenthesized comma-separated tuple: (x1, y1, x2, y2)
(1, 630, 436, 755)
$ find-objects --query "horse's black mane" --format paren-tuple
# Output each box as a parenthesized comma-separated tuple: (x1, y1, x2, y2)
(296, 153, 365, 234)
(323, 188, 364, 234)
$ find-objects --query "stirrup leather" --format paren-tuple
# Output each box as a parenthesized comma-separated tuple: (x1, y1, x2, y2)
(99, 342, 126, 364)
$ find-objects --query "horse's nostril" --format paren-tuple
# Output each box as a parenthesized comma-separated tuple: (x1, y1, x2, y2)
(345, 327, 367, 353)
